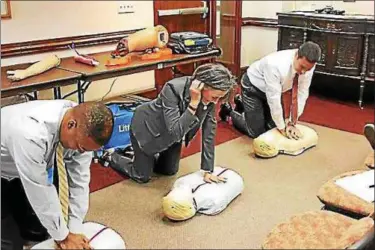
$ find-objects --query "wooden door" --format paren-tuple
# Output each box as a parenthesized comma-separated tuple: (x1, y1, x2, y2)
(153, 0, 217, 95)
(215, 0, 242, 77)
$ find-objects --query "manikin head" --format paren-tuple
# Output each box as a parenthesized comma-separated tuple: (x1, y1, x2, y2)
(191, 63, 236, 105)
(293, 41, 321, 75)
(59, 101, 114, 152)
(162, 185, 197, 221)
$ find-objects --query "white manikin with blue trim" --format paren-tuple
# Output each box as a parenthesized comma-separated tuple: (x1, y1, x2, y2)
(162, 166, 244, 221)
(31, 222, 125, 249)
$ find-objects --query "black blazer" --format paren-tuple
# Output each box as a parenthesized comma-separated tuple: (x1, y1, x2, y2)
(130, 76, 216, 172)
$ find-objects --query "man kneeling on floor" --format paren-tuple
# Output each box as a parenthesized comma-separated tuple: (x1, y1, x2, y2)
(116, 63, 236, 184)
(219, 41, 321, 140)
(1, 100, 114, 250)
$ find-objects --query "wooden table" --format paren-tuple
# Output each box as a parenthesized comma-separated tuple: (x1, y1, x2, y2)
(57, 49, 221, 102)
(1, 63, 81, 99)
(1, 49, 221, 103)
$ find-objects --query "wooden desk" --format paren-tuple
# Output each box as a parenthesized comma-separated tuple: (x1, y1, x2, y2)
(1, 63, 81, 98)
(1, 49, 221, 103)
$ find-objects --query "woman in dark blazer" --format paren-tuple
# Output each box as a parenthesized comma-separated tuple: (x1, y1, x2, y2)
(122, 63, 236, 184)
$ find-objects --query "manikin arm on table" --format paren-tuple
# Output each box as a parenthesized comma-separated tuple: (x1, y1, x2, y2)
(7, 54, 61, 81)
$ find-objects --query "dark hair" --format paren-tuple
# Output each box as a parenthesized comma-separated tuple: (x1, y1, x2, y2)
(298, 41, 321, 63)
(191, 63, 237, 101)
(76, 102, 114, 146)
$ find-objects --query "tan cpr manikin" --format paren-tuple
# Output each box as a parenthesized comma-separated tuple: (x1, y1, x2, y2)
(7, 55, 61, 81)
(111, 25, 171, 59)
(253, 124, 318, 158)
(127, 25, 169, 52)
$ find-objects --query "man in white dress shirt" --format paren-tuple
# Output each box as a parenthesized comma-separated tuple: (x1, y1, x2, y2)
(219, 41, 321, 140)
(1, 100, 113, 250)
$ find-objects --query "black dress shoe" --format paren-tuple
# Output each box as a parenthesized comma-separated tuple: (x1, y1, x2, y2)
(219, 103, 233, 122)
(234, 94, 244, 114)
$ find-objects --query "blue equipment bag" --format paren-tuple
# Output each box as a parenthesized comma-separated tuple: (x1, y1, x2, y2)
(103, 103, 135, 150)
(94, 96, 148, 165)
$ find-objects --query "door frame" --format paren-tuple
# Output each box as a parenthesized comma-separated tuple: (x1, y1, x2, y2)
(215, 0, 242, 78)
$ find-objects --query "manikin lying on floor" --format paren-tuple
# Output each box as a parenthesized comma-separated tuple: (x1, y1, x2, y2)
(31, 222, 126, 249)
(162, 166, 244, 221)
(253, 123, 319, 158)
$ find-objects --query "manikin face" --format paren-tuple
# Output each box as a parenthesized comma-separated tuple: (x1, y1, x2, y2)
(162, 186, 197, 221)
(293, 55, 316, 75)
(201, 86, 228, 105)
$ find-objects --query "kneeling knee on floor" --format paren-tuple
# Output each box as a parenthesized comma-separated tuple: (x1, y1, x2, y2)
(136, 176, 151, 184)
(155, 168, 178, 176)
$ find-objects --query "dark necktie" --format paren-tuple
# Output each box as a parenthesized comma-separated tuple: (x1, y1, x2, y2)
(290, 73, 299, 125)
(282, 73, 299, 124)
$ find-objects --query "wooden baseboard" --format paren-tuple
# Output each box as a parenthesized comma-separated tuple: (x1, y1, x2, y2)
(138, 88, 158, 99)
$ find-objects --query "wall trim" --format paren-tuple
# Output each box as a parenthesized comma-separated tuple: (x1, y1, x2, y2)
(242, 17, 278, 28)
(1, 29, 142, 58)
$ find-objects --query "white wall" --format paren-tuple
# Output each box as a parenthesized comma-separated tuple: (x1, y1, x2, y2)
(242, 1, 283, 18)
(241, 27, 279, 67)
(241, 1, 284, 67)
(241, 0, 374, 68)
(1, 1, 155, 101)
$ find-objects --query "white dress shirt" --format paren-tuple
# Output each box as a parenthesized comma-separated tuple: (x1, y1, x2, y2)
(1, 100, 92, 241)
(246, 49, 316, 130)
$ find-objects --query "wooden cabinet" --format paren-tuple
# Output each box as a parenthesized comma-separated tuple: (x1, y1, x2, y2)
(367, 35, 375, 78)
(277, 11, 374, 108)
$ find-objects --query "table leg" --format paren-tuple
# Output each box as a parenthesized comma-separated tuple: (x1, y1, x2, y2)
(77, 80, 93, 103)
(53, 87, 62, 99)
(77, 80, 84, 103)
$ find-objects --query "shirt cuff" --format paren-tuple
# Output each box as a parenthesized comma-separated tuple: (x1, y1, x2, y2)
(68, 217, 85, 234)
(49, 223, 69, 242)
(200, 168, 213, 173)
(275, 120, 286, 130)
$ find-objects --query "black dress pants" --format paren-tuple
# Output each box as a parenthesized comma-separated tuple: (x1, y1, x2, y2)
(1, 178, 49, 250)
(230, 73, 276, 138)
(110, 130, 183, 184)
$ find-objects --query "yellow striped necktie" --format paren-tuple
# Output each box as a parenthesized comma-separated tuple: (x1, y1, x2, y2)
(56, 143, 69, 223)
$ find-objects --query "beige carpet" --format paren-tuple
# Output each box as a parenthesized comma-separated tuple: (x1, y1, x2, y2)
(85, 123, 372, 249)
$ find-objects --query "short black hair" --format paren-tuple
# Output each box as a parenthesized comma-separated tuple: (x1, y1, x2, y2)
(298, 41, 322, 63)
(191, 63, 236, 91)
(77, 102, 114, 146)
